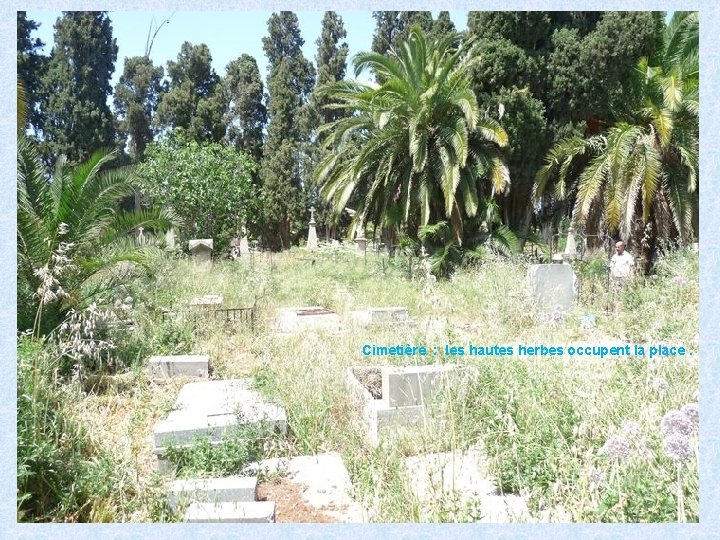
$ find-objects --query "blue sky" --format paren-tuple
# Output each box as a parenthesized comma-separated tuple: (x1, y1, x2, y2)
(26, 11, 469, 91)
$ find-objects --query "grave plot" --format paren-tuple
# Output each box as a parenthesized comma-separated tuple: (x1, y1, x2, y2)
(347, 364, 456, 444)
(147, 354, 209, 381)
(348, 306, 413, 326)
(168, 475, 276, 523)
(276, 306, 342, 334)
(403, 446, 531, 523)
(152, 379, 287, 470)
(189, 294, 224, 309)
(246, 452, 365, 523)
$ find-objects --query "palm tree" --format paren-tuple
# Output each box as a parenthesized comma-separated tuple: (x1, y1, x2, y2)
(17, 135, 178, 335)
(535, 12, 698, 271)
(315, 26, 510, 247)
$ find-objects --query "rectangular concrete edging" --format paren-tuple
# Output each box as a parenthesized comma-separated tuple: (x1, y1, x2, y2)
(168, 475, 258, 511)
(184, 501, 276, 523)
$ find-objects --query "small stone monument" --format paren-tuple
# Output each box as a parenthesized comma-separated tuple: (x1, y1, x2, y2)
(354, 222, 367, 256)
(527, 256, 576, 313)
(189, 239, 214, 264)
(307, 206, 318, 250)
(563, 226, 578, 260)
(136, 226, 146, 245)
(165, 227, 176, 249)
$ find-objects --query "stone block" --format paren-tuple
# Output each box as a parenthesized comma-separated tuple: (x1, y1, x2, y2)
(168, 476, 257, 511)
(381, 364, 455, 408)
(276, 307, 341, 333)
(152, 379, 287, 456)
(148, 355, 209, 380)
(184, 501, 275, 523)
(527, 263, 576, 312)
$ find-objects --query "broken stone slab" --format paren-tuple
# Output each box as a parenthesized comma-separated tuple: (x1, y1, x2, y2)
(276, 306, 342, 333)
(402, 446, 532, 523)
(527, 263, 576, 313)
(184, 501, 275, 523)
(168, 475, 257, 511)
(152, 379, 287, 456)
(348, 307, 412, 326)
(243, 452, 366, 523)
(147, 355, 209, 380)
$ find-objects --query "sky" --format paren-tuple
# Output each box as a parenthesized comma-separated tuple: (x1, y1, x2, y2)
(25, 11, 469, 92)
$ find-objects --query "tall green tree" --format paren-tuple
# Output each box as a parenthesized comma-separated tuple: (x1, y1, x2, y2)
(535, 12, 698, 272)
(155, 42, 226, 142)
(113, 56, 165, 160)
(307, 12, 349, 238)
(17, 12, 47, 136)
(466, 11, 661, 241)
(39, 11, 118, 166)
(224, 54, 267, 166)
(316, 27, 509, 246)
(260, 12, 315, 250)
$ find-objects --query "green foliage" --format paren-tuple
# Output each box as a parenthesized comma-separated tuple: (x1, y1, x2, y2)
(138, 138, 259, 252)
(17, 338, 118, 521)
(224, 54, 267, 165)
(114, 56, 166, 160)
(261, 12, 316, 250)
(535, 11, 699, 268)
(317, 27, 509, 245)
(17, 12, 47, 136)
(155, 42, 226, 142)
(39, 11, 118, 166)
(163, 419, 282, 479)
(17, 136, 176, 334)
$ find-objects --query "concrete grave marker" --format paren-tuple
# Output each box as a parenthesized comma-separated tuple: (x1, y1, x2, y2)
(527, 262, 576, 312)
(276, 307, 342, 333)
(307, 207, 318, 250)
(148, 354, 209, 380)
(347, 364, 456, 445)
(189, 239, 213, 263)
(152, 379, 287, 467)
(349, 307, 410, 326)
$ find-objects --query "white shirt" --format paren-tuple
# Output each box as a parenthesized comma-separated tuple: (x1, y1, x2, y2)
(610, 251, 635, 278)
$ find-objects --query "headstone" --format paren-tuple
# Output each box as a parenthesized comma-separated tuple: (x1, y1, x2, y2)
(355, 237, 367, 256)
(563, 227, 578, 259)
(189, 239, 214, 264)
(136, 226, 146, 245)
(239, 235, 250, 255)
(527, 263, 576, 312)
(307, 206, 318, 250)
(165, 227, 176, 249)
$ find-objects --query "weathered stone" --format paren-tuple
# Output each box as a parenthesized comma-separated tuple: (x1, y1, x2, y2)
(189, 239, 213, 263)
(189, 294, 223, 308)
(276, 307, 341, 333)
(152, 379, 287, 456)
(168, 476, 257, 511)
(381, 364, 455, 408)
(243, 453, 365, 523)
(184, 501, 275, 523)
(527, 263, 576, 312)
(148, 355, 209, 380)
(307, 207, 318, 250)
(349, 307, 410, 326)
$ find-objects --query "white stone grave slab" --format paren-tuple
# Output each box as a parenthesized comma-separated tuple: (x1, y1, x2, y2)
(349, 307, 410, 326)
(276, 307, 342, 333)
(148, 355, 209, 380)
(153, 379, 287, 456)
(184, 501, 275, 523)
(168, 475, 257, 511)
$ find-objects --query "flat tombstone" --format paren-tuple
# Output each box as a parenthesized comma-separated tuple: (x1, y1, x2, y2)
(168, 476, 258, 511)
(368, 307, 408, 324)
(148, 354, 209, 380)
(189, 239, 214, 264)
(527, 264, 576, 312)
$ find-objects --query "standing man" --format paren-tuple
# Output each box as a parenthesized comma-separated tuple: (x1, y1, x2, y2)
(610, 241, 635, 288)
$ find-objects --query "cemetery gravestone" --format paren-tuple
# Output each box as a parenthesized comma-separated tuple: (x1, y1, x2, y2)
(189, 239, 214, 263)
(527, 263, 576, 312)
